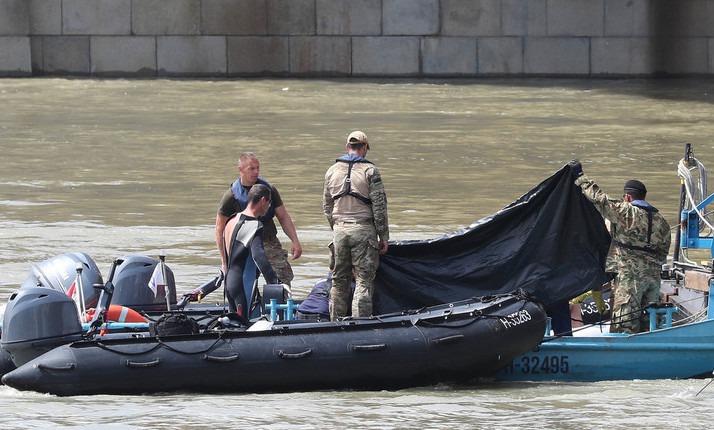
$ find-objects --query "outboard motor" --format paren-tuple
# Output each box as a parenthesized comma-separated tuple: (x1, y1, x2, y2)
(20, 252, 102, 309)
(1, 287, 83, 367)
(111, 255, 176, 311)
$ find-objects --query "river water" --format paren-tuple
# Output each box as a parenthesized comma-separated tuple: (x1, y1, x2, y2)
(1, 77, 714, 428)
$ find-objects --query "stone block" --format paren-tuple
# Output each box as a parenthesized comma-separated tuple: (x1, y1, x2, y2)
(267, 0, 315, 35)
(132, 0, 201, 35)
(421, 37, 476, 76)
(524, 37, 590, 75)
(502, 0, 546, 36)
(0, 36, 31, 76)
(227, 36, 289, 74)
(604, 0, 653, 36)
(157, 36, 227, 76)
(202, 0, 267, 35)
(441, 0, 500, 36)
(28, 0, 62, 35)
(63, 0, 131, 35)
(591, 37, 656, 75)
(0, 0, 29, 35)
(316, 0, 381, 36)
(656, 37, 709, 74)
(289, 36, 351, 75)
(547, 0, 604, 37)
(90, 36, 156, 76)
(383, 0, 439, 36)
(478, 37, 523, 74)
(352, 36, 420, 76)
(647, 0, 711, 37)
(41, 36, 91, 74)
(30, 36, 43, 70)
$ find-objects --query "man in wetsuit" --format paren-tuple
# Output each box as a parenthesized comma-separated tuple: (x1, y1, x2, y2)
(216, 152, 302, 286)
(570, 161, 671, 334)
(323, 131, 389, 320)
(223, 184, 280, 323)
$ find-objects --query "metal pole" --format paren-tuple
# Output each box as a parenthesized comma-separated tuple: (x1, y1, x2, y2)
(160, 254, 171, 311)
(75, 262, 86, 320)
(673, 142, 691, 263)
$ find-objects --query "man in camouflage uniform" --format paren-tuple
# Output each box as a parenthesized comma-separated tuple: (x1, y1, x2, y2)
(323, 131, 389, 319)
(216, 152, 302, 285)
(570, 161, 671, 334)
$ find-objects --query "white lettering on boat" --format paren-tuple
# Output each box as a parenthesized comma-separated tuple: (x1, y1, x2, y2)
(499, 310, 532, 329)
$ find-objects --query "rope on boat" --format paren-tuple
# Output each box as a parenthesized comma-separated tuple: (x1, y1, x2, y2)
(415, 296, 537, 329)
(696, 372, 714, 396)
(545, 293, 709, 340)
(94, 332, 227, 356)
(678, 156, 708, 217)
(677, 154, 714, 265)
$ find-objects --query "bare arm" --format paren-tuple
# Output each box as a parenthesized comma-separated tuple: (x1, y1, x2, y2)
(215, 213, 230, 273)
(274, 205, 302, 259)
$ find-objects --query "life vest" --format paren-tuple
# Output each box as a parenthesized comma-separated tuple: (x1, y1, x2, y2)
(231, 177, 275, 220)
(612, 200, 661, 255)
(332, 155, 373, 205)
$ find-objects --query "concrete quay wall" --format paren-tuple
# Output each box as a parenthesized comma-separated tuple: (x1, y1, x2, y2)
(1, 0, 714, 77)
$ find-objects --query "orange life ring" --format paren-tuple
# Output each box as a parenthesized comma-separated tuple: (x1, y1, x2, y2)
(83, 305, 147, 323)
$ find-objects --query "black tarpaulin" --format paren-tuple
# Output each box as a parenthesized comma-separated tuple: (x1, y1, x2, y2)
(373, 165, 611, 314)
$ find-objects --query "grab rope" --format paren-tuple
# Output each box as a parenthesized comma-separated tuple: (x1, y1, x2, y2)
(94, 332, 227, 356)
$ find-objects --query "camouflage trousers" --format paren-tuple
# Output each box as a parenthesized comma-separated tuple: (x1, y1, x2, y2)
(610, 267, 660, 334)
(329, 223, 379, 319)
(263, 233, 294, 286)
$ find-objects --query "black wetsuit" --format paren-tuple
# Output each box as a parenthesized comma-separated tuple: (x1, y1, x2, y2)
(225, 214, 279, 322)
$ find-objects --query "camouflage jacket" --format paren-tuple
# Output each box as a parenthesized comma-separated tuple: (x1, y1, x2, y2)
(323, 155, 389, 242)
(575, 175, 671, 272)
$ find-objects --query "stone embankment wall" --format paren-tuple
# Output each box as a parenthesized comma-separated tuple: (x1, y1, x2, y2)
(1, 0, 713, 77)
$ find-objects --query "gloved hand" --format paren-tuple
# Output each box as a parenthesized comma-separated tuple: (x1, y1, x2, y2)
(568, 159, 583, 177)
(177, 293, 194, 309)
(569, 290, 591, 305)
(592, 290, 607, 315)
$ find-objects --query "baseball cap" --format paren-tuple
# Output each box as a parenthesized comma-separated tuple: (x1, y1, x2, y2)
(347, 131, 369, 146)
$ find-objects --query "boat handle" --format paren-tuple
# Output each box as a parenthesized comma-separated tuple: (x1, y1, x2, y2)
(37, 362, 76, 372)
(351, 343, 387, 352)
(124, 358, 161, 368)
(432, 334, 465, 345)
(203, 353, 239, 363)
(278, 349, 313, 359)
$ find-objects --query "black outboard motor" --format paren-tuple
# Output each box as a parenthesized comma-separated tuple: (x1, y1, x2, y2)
(1, 287, 83, 367)
(111, 255, 176, 311)
(20, 252, 102, 310)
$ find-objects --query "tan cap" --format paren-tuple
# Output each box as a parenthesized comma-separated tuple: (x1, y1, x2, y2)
(347, 131, 369, 146)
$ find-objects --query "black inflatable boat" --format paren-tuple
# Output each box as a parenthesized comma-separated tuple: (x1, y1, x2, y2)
(2, 291, 546, 396)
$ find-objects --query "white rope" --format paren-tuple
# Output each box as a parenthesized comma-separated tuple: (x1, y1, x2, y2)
(678, 157, 714, 233)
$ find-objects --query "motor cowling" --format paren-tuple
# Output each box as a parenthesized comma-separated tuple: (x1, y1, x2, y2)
(111, 255, 176, 311)
(20, 252, 102, 309)
(1, 287, 83, 367)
